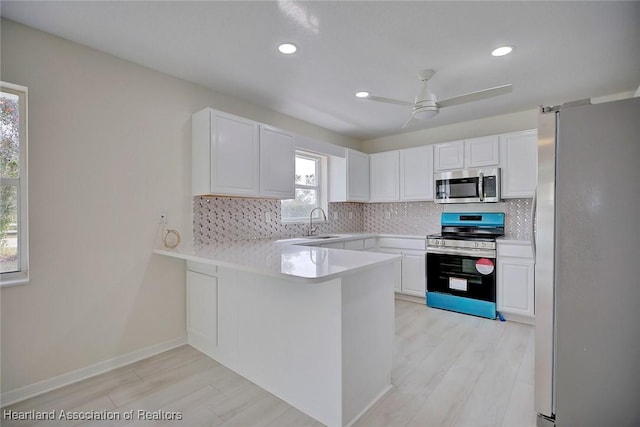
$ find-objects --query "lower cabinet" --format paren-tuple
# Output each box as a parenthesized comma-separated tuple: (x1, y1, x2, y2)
(310, 236, 426, 298)
(187, 269, 218, 345)
(497, 241, 535, 323)
(377, 243, 426, 298)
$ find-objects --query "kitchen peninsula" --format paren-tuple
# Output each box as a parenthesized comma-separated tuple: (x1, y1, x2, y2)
(155, 237, 401, 427)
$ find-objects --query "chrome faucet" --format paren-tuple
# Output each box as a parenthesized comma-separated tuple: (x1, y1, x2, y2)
(308, 207, 327, 236)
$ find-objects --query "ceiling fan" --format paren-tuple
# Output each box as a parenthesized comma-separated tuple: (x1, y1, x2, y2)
(359, 69, 513, 128)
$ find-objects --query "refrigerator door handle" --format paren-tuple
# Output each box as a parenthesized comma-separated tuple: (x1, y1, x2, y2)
(531, 188, 537, 258)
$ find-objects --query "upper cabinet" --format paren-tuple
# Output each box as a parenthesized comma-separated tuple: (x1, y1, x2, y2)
(500, 130, 537, 198)
(434, 136, 500, 171)
(192, 108, 294, 199)
(465, 135, 500, 168)
(259, 125, 295, 198)
(346, 149, 370, 202)
(370, 151, 400, 202)
(329, 148, 370, 202)
(400, 145, 434, 201)
(434, 140, 464, 171)
(369, 145, 435, 203)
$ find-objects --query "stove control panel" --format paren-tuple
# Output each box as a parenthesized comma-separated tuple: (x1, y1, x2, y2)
(427, 238, 496, 250)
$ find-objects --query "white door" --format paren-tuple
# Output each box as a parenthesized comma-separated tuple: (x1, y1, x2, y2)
(187, 270, 218, 344)
(346, 149, 370, 202)
(370, 151, 400, 202)
(401, 251, 427, 297)
(259, 125, 295, 198)
(464, 135, 500, 167)
(400, 145, 434, 201)
(211, 112, 260, 196)
(434, 141, 464, 171)
(500, 130, 537, 198)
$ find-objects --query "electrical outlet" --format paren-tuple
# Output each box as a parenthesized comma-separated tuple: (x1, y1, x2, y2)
(159, 211, 167, 224)
(348, 211, 353, 220)
(265, 212, 272, 223)
(385, 211, 391, 220)
(333, 211, 338, 220)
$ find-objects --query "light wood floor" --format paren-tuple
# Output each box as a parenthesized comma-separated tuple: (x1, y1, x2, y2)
(3, 300, 535, 427)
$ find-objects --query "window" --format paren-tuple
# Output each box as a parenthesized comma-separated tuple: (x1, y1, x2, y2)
(1, 82, 28, 286)
(281, 151, 327, 222)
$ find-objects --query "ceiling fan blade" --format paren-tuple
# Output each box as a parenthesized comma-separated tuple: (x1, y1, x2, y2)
(437, 84, 513, 108)
(363, 95, 414, 107)
(401, 116, 416, 128)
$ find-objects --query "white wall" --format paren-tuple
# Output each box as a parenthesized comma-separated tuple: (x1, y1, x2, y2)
(362, 109, 538, 153)
(361, 90, 637, 154)
(0, 19, 360, 396)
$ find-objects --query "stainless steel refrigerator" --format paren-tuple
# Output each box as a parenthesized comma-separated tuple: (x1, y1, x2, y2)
(535, 96, 640, 426)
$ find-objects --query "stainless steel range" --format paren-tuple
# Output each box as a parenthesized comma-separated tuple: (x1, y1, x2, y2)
(426, 212, 505, 319)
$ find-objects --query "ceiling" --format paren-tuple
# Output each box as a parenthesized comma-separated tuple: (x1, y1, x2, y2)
(2, 1, 639, 141)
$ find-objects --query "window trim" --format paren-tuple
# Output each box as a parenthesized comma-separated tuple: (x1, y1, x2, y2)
(1, 81, 29, 286)
(281, 150, 328, 224)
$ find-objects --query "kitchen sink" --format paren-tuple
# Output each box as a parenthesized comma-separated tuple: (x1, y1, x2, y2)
(304, 235, 340, 239)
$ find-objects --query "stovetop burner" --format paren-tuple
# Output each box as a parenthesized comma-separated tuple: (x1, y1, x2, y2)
(427, 212, 505, 251)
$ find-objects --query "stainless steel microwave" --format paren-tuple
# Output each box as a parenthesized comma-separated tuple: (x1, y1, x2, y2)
(434, 167, 501, 204)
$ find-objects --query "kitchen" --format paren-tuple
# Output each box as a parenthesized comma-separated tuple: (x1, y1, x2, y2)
(1, 2, 639, 427)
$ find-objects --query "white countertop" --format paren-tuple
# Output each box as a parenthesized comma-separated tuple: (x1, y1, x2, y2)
(154, 234, 403, 283)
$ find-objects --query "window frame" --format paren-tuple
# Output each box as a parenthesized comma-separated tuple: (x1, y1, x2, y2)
(1, 81, 29, 286)
(280, 150, 328, 224)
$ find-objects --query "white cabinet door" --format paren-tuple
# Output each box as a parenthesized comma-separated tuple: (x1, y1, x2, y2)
(211, 111, 260, 196)
(401, 251, 427, 297)
(259, 125, 295, 198)
(400, 145, 434, 201)
(465, 135, 500, 167)
(500, 130, 538, 198)
(370, 151, 400, 202)
(378, 248, 403, 292)
(346, 149, 370, 202)
(187, 270, 218, 345)
(323, 241, 345, 249)
(192, 108, 259, 196)
(434, 140, 464, 171)
(497, 258, 535, 317)
(344, 239, 365, 250)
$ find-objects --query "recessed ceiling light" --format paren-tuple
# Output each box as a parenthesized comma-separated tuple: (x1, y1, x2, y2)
(355, 91, 370, 98)
(278, 43, 297, 54)
(491, 46, 513, 57)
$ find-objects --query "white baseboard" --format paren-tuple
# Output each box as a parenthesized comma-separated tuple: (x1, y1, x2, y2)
(1, 336, 187, 407)
(394, 293, 426, 305)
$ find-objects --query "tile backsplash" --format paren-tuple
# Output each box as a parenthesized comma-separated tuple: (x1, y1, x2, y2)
(193, 196, 533, 245)
(193, 196, 363, 246)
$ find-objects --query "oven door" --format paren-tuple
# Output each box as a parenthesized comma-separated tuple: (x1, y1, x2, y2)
(426, 248, 497, 319)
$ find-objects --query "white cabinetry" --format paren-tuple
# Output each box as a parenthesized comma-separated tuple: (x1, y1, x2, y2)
(465, 135, 500, 168)
(187, 270, 218, 346)
(329, 149, 370, 202)
(401, 251, 427, 296)
(259, 125, 295, 198)
(400, 145, 434, 201)
(500, 130, 538, 198)
(377, 237, 427, 298)
(434, 135, 500, 171)
(370, 151, 400, 202)
(497, 241, 535, 324)
(434, 140, 464, 171)
(192, 108, 294, 198)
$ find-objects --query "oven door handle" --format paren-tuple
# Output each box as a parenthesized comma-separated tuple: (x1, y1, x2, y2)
(427, 246, 496, 258)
